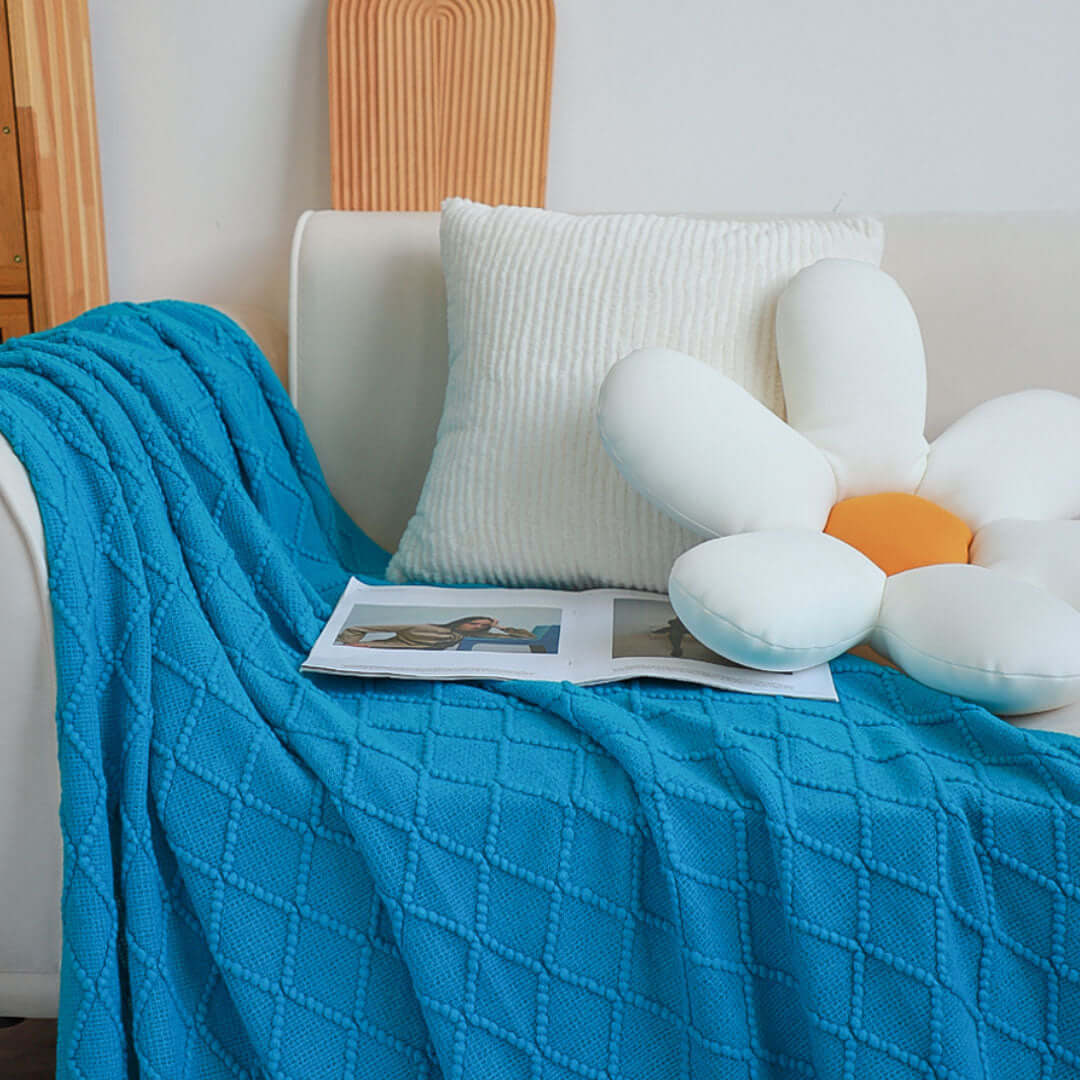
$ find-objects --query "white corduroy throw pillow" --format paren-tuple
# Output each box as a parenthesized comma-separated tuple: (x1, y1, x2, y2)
(387, 199, 884, 591)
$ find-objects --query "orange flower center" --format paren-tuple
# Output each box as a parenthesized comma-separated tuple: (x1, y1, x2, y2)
(824, 492, 972, 576)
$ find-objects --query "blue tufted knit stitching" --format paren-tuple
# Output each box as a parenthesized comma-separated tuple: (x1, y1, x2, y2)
(1, 301, 1078, 1078)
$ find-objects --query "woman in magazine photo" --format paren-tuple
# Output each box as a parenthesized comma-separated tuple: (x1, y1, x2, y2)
(335, 615, 540, 651)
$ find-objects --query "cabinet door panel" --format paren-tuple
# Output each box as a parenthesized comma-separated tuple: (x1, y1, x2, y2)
(0, 296, 30, 341)
(0, 3, 27, 294)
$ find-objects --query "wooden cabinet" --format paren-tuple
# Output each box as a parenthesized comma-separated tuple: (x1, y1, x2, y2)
(0, 0, 107, 339)
(0, 2, 26, 298)
(0, 297, 30, 341)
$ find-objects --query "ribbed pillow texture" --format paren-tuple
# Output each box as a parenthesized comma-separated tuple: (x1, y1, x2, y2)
(387, 199, 884, 590)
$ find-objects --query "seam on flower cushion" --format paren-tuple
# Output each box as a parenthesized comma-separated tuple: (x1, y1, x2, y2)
(873, 565, 888, 626)
(913, 447, 930, 496)
(874, 626, 1080, 680)
(669, 578, 875, 656)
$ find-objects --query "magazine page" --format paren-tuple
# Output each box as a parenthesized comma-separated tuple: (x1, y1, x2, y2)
(302, 580, 583, 682)
(579, 590, 837, 699)
(302, 579, 837, 701)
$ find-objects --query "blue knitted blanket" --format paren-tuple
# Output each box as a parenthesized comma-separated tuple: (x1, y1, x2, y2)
(2, 302, 1079, 1079)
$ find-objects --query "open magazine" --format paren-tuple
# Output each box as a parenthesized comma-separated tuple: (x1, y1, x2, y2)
(302, 579, 837, 701)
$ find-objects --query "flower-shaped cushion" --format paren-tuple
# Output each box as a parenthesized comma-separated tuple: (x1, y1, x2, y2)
(598, 258, 1080, 715)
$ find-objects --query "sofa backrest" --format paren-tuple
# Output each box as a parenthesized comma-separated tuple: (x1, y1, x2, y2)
(290, 210, 1080, 552)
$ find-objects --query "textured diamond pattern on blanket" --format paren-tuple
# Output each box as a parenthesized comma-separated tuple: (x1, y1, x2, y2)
(1, 302, 1079, 1079)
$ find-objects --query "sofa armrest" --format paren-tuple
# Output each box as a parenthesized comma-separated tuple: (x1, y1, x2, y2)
(0, 434, 59, 1017)
(213, 304, 288, 387)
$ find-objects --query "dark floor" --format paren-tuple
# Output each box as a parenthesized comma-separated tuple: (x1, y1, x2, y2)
(0, 1019, 56, 1078)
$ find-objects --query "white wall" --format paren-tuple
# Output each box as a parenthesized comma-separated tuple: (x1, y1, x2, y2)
(88, 0, 1080, 322)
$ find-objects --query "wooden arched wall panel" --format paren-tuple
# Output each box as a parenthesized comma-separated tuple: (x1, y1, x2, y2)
(328, 0, 555, 211)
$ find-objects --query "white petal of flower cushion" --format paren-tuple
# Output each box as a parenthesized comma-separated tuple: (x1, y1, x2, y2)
(917, 390, 1080, 530)
(971, 518, 1080, 610)
(872, 564, 1080, 715)
(668, 530, 886, 671)
(598, 348, 837, 538)
(775, 259, 929, 498)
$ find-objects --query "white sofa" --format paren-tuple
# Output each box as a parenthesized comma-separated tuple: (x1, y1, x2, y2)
(3, 213, 1080, 1017)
